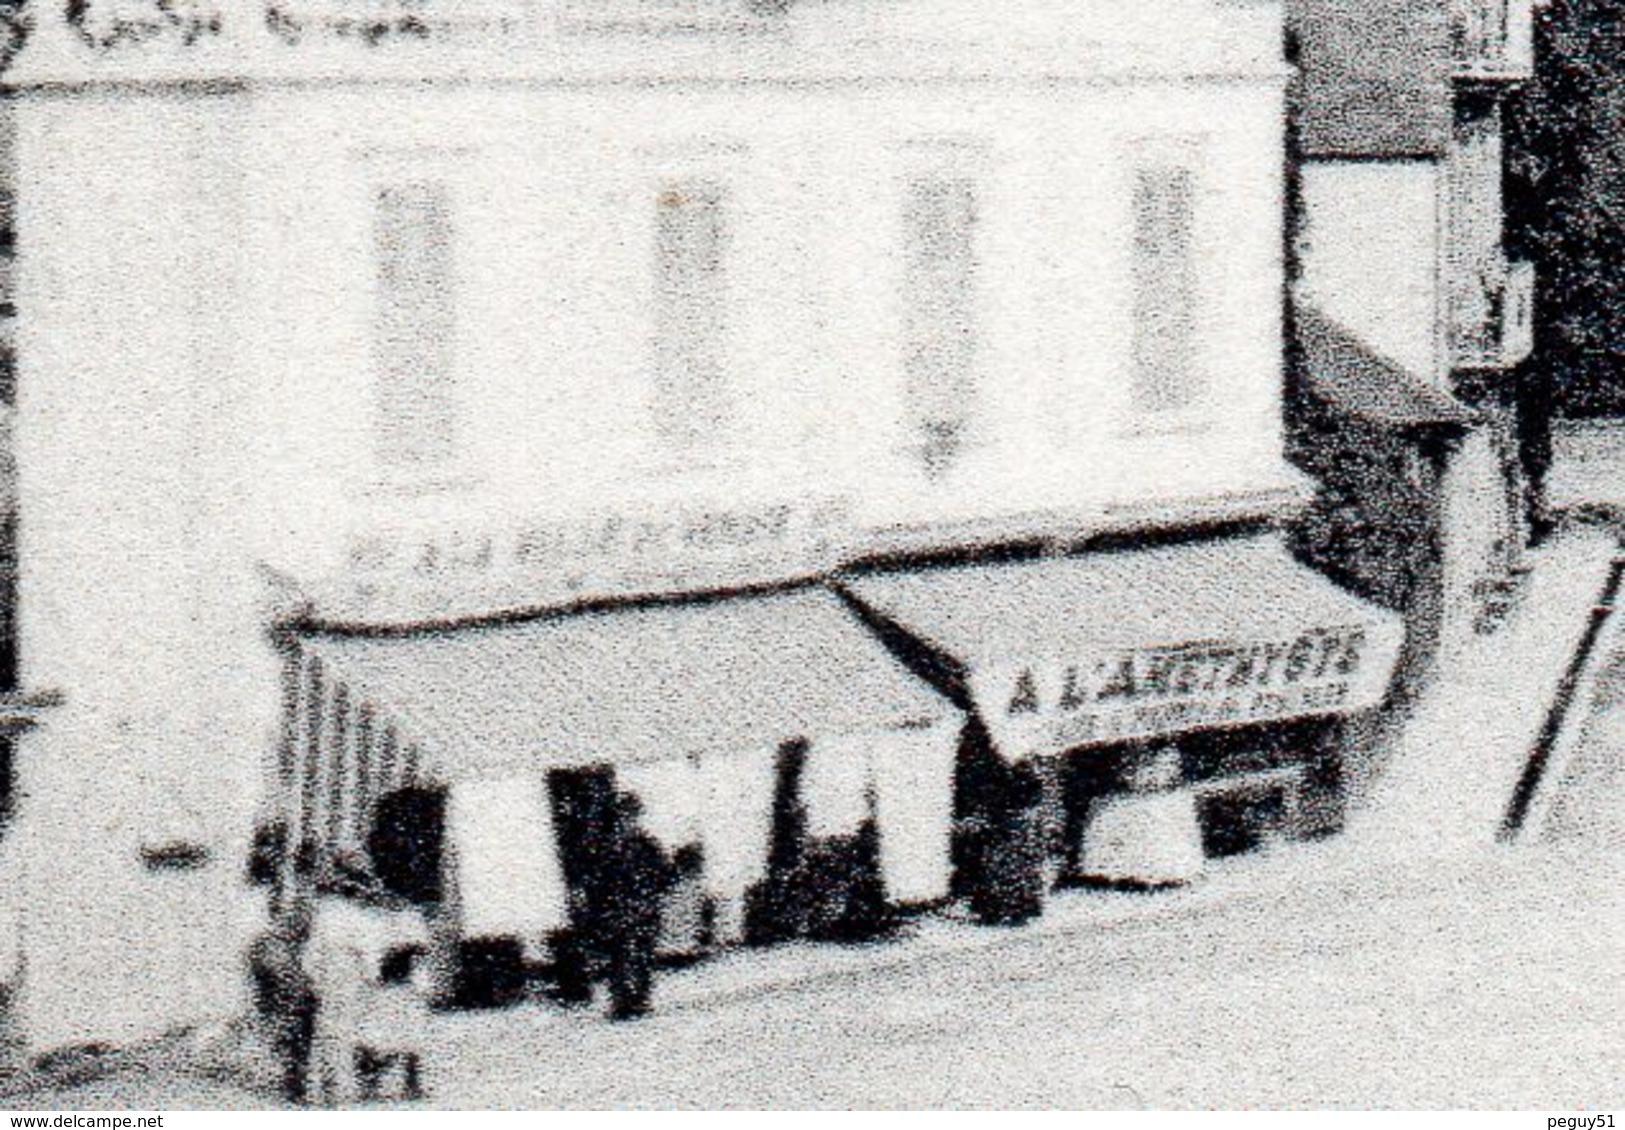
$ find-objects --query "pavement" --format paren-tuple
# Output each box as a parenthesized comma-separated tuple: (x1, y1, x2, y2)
(416, 842, 1625, 1108)
(3, 836, 1617, 1110)
(1543, 645, 1625, 848)
(1348, 524, 1619, 855)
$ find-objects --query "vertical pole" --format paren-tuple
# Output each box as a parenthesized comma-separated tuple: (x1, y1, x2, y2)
(298, 654, 324, 875)
(272, 635, 303, 915)
(323, 682, 351, 864)
(353, 703, 375, 857)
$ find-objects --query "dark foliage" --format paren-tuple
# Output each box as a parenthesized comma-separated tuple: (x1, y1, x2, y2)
(1507, 0, 1625, 416)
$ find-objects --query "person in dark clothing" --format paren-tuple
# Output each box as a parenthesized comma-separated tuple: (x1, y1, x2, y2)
(603, 793, 677, 1021)
(747, 739, 811, 946)
(969, 762, 1047, 927)
(547, 769, 618, 1007)
(248, 901, 317, 1104)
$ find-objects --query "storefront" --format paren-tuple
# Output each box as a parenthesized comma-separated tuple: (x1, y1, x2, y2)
(840, 532, 1405, 922)
(275, 587, 959, 1012)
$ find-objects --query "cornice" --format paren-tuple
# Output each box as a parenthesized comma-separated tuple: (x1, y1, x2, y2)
(0, 0, 1290, 91)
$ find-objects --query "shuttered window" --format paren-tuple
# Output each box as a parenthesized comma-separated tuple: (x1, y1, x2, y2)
(653, 180, 730, 461)
(903, 175, 978, 477)
(1130, 163, 1199, 413)
(373, 181, 456, 469)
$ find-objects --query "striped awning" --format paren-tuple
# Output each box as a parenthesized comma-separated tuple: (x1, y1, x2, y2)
(296, 588, 952, 782)
(283, 588, 962, 917)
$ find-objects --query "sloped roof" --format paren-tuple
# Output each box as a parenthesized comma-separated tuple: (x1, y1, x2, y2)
(1296, 306, 1479, 430)
(1288, 0, 1452, 157)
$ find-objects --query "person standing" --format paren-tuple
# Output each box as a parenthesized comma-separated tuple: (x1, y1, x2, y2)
(969, 759, 1047, 926)
(248, 902, 317, 1105)
(603, 793, 677, 1021)
(547, 769, 617, 1007)
(304, 859, 431, 1105)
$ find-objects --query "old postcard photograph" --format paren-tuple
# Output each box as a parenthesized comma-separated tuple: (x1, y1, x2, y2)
(0, 0, 1618, 1112)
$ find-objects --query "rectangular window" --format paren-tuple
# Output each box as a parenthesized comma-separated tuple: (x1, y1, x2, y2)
(903, 175, 978, 477)
(652, 180, 729, 461)
(373, 181, 456, 470)
(1131, 163, 1198, 413)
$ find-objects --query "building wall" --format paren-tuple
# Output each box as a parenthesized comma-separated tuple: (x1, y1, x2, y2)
(5, 0, 1290, 1049)
(239, 79, 1290, 612)
(11, 89, 269, 1050)
(1294, 150, 1525, 676)
(1296, 161, 1443, 382)
(1286, 0, 1452, 158)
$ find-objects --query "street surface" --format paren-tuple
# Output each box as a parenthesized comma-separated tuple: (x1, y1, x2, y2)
(420, 845, 1619, 1109)
(4, 841, 1618, 1110)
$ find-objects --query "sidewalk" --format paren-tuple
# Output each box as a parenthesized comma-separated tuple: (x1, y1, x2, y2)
(0, 834, 1391, 1109)
(1544, 672, 1625, 850)
(653, 834, 1371, 1018)
(421, 839, 1621, 1109)
(7, 831, 1615, 1109)
(1348, 524, 1620, 855)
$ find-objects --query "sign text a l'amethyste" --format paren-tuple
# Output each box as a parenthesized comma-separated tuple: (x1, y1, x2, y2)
(976, 623, 1403, 757)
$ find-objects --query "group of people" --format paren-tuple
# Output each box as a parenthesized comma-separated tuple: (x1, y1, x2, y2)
(245, 745, 1210, 1105)
(246, 783, 683, 1105)
(249, 857, 433, 1106)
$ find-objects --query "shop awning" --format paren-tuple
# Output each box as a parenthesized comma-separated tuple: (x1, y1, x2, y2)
(297, 588, 953, 781)
(843, 534, 1405, 760)
(1297, 306, 1479, 431)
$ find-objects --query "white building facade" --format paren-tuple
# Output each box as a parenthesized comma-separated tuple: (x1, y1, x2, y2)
(1, 0, 1402, 1058)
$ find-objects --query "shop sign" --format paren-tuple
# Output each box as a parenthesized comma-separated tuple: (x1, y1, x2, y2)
(320, 495, 854, 624)
(976, 621, 1403, 758)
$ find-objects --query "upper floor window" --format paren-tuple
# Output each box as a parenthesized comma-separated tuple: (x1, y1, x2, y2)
(1130, 159, 1199, 413)
(652, 180, 730, 464)
(373, 181, 457, 471)
(903, 174, 979, 477)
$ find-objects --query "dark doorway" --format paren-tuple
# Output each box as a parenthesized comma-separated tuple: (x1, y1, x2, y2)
(368, 786, 447, 907)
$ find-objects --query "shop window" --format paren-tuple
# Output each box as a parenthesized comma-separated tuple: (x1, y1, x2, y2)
(903, 175, 979, 478)
(373, 181, 457, 471)
(367, 785, 446, 907)
(652, 180, 730, 463)
(1198, 781, 1293, 858)
(1130, 161, 1200, 413)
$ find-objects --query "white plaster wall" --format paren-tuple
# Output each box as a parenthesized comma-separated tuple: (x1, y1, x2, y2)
(243, 76, 1290, 576)
(1297, 160, 1443, 382)
(12, 90, 270, 1050)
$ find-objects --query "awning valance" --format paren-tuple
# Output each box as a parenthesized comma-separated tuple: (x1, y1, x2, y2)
(843, 534, 1405, 760)
(296, 588, 953, 781)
